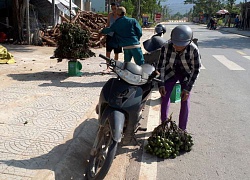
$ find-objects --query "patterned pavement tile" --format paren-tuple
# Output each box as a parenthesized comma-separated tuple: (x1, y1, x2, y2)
(21, 141, 61, 157)
(0, 154, 13, 174)
(1, 136, 61, 157)
(7, 116, 35, 126)
(33, 109, 61, 119)
(36, 129, 68, 143)
(2, 138, 31, 155)
(0, 125, 44, 139)
(0, 173, 32, 180)
(0, 92, 24, 99)
(14, 108, 39, 118)
(31, 117, 57, 128)
(0, 124, 14, 138)
(67, 100, 94, 113)
(0, 136, 14, 154)
(2, 166, 36, 179)
(0, 96, 17, 104)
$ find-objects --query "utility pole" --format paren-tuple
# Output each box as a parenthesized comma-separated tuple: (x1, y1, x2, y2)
(52, 0, 56, 26)
(69, 0, 72, 22)
(108, 0, 111, 13)
(25, 0, 30, 44)
(137, 0, 141, 20)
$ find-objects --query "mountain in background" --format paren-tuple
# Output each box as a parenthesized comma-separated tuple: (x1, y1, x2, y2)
(161, 0, 194, 15)
(161, 0, 242, 15)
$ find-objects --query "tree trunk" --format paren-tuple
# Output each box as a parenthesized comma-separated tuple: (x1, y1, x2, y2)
(12, 0, 25, 43)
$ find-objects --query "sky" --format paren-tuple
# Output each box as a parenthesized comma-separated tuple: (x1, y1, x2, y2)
(161, 0, 242, 15)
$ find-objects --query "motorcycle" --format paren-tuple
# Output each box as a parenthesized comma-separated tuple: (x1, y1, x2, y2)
(85, 54, 161, 180)
(207, 21, 217, 30)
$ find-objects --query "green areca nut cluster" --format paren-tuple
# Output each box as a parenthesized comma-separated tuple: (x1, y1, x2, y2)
(145, 115, 194, 159)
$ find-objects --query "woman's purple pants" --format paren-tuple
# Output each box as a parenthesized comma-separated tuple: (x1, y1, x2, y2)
(160, 74, 190, 130)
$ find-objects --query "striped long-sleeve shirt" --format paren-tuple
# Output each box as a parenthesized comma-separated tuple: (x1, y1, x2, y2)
(157, 41, 201, 92)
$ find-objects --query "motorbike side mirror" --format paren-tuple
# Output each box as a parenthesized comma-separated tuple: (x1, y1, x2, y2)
(193, 38, 198, 47)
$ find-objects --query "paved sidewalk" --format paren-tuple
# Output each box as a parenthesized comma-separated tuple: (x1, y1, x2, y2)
(0, 29, 154, 180)
(197, 23, 250, 37)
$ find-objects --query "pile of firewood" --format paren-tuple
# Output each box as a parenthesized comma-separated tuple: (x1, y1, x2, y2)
(41, 10, 107, 48)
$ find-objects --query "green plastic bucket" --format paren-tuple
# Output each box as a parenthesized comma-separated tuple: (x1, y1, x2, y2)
(68, 60, 82, 76)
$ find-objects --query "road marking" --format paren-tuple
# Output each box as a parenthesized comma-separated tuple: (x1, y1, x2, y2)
(236, 51, 247, 55)
(243, 56, 250, 60)
(213, 55, 245, 70)
(201, 63, 206, 69)
(139, 90, 160, 180)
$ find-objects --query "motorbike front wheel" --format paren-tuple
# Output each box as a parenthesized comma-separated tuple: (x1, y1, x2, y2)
(86, 121, 118, 180)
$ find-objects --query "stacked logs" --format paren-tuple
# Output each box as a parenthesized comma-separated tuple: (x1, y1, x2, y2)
(41, 11, 107, 48)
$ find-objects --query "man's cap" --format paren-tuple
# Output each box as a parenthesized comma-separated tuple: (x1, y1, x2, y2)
(117, 7, 126, 15)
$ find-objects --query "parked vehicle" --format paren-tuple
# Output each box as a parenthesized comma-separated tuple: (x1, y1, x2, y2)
(85, 54, 161, 180)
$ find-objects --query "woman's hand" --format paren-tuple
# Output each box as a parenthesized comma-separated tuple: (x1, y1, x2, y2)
(159, 86, 166, 97)
(181, 90, 190, 101)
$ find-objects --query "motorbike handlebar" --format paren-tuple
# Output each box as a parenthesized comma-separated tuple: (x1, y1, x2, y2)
(99, 54, 111, 62)
(99, 54, 163, 83)
(99, 54, 117, 68)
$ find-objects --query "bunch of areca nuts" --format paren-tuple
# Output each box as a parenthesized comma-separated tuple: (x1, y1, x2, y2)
(145, 115, 194, 159)
(54, 22, 95, 59)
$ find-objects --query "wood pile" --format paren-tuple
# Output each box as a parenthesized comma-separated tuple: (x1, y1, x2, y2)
(40, 11, 107, 48)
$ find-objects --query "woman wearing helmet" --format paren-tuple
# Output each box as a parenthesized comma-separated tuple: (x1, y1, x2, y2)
(157, 25, 201, 130)
(154, 24, 166, 37)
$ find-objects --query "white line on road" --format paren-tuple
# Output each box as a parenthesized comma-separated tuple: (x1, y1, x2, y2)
(139, 90, 160, 180)
(236, 51, 247, 55)
(201, 63, 206, 69)
(213, 55, 245, 70)
(243, 56, 250, 60)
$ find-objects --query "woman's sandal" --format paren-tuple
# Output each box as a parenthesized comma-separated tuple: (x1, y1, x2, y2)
(101, 69, 111, 75)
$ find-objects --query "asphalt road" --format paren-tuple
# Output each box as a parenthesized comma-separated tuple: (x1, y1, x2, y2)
(104, 23, 250, 180)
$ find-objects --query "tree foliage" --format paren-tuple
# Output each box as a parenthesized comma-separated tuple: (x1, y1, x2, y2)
(121, 0, 165, 20)
(120, 0, 135, 17)
(184, 0, 240, 18)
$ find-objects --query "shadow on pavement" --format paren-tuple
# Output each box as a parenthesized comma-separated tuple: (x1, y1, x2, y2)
(7, 71, 68, 81)
(148, 97, 161, 107)
(3, 45, 36, 53)
(199, 31, 250, 49)
(0, 117, 99, 180)
(7, 71, 107, 88)
(39, 81, 107, 88)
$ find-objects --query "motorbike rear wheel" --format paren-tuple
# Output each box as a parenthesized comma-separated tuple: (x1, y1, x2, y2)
(86, 121, 118, 180)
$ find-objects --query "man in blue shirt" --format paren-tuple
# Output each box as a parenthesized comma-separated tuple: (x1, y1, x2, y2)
(101, 6, 144, 65)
